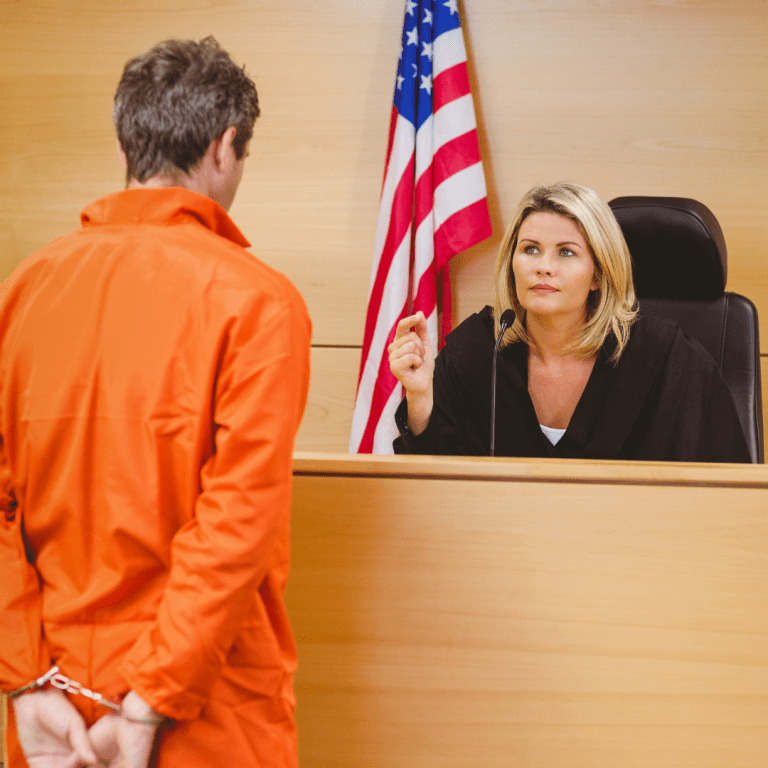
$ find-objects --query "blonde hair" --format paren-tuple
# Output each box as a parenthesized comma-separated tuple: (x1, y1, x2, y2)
(492, 181, 637, 361)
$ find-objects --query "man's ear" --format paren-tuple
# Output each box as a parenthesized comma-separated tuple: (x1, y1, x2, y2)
(116, 140, 128, 170)
(212, 126, 238, 171)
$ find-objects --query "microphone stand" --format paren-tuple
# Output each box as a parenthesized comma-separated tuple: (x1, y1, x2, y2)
(490, 309, 515, 456)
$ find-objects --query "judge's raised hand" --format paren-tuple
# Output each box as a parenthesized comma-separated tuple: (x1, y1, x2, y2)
(389, 312, 434, 396)
(388, 312, 435, 434)
(11, 688, 99, 768)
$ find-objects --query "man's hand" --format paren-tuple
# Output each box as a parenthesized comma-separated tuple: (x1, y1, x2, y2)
(11, 688, 98, 768)
(88, 690, 165, 768)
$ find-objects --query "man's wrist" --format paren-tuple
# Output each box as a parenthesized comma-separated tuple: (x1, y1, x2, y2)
(7, 666, 59, 699)
(121, 690, 168, 726)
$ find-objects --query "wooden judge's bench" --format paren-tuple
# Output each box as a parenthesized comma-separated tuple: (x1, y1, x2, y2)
(288, 453, 768, 768)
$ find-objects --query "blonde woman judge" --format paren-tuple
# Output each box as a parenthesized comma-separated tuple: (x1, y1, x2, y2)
(389, 181, 750, 462)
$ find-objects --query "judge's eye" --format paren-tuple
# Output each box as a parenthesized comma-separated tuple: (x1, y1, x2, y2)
(522, 245, 539, 254)
(559, 248, 576, 257)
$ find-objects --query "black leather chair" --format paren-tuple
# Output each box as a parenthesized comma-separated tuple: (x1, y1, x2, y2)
(609, 196, 763, 463)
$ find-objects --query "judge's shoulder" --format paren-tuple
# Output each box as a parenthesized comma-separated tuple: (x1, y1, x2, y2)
(624, 310, 722, 375)
(438, 306, 498, 367)
(444, 305, 495, 346)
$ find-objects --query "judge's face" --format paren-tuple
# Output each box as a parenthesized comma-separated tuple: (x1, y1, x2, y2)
(512, 211, 598, 325)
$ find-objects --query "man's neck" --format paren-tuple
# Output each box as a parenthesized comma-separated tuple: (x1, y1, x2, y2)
(127, 174, 203, 195)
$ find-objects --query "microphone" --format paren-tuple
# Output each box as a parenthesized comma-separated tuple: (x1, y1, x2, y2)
(490, 309, 515, 457)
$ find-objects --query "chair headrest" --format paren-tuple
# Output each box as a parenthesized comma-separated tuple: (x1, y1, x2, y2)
(609, 196, 727, 300)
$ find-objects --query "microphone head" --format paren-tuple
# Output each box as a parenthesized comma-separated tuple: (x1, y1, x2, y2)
(500, 309, 516, 327)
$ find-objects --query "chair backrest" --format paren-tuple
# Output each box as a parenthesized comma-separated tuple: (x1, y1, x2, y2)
(609, 195, 763, 463)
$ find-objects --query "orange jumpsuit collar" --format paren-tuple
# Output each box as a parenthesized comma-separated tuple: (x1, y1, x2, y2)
(80, 187, 251, 248)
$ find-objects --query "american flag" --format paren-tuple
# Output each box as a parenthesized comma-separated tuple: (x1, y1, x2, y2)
(349, 0, 492, 454)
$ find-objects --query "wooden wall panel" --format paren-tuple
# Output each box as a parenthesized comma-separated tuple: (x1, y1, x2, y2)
(1, 0, 766, 452)
(0, 0, 398, 346)
(295, 346, 359, 453)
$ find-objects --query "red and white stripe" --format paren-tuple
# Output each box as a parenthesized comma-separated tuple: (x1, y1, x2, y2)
(350, 22, 491, 454)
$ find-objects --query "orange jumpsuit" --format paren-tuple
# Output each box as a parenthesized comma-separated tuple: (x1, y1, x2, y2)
(0, 187, 311, 767)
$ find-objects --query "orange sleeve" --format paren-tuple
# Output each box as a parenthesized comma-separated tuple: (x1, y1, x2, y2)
(118, 289, 311, 720)
(0, 436, 51, 691)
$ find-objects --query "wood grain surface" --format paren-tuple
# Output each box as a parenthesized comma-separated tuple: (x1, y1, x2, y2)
(288, 454, 768, 766)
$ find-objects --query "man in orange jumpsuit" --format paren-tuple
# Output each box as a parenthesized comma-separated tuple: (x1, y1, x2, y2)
(0, 37, 310, 767)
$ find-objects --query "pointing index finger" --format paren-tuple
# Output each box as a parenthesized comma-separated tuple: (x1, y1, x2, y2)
(395, 312, 425, 338)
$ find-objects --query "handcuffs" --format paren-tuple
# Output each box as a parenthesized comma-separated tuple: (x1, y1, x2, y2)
(7, 666, 165, 725)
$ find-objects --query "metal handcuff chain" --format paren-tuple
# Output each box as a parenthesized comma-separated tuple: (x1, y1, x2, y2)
(49, 669, 122, 714)
(13, 666, 165, 726)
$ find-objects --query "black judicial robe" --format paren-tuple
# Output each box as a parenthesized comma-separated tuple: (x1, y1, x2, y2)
(393, 306, 751, 462)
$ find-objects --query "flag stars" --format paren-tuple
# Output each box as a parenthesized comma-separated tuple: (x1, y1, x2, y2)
(421, 41, 433, 61)
(405, 0, 417, 16)
(412, 62, 418, 77)
(396, 74, 405, 90)
(420, 74, 432, 94)
(405, 27, 419, 46)
(423, 8, 433, 24)
(444, 0, 458, 14)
